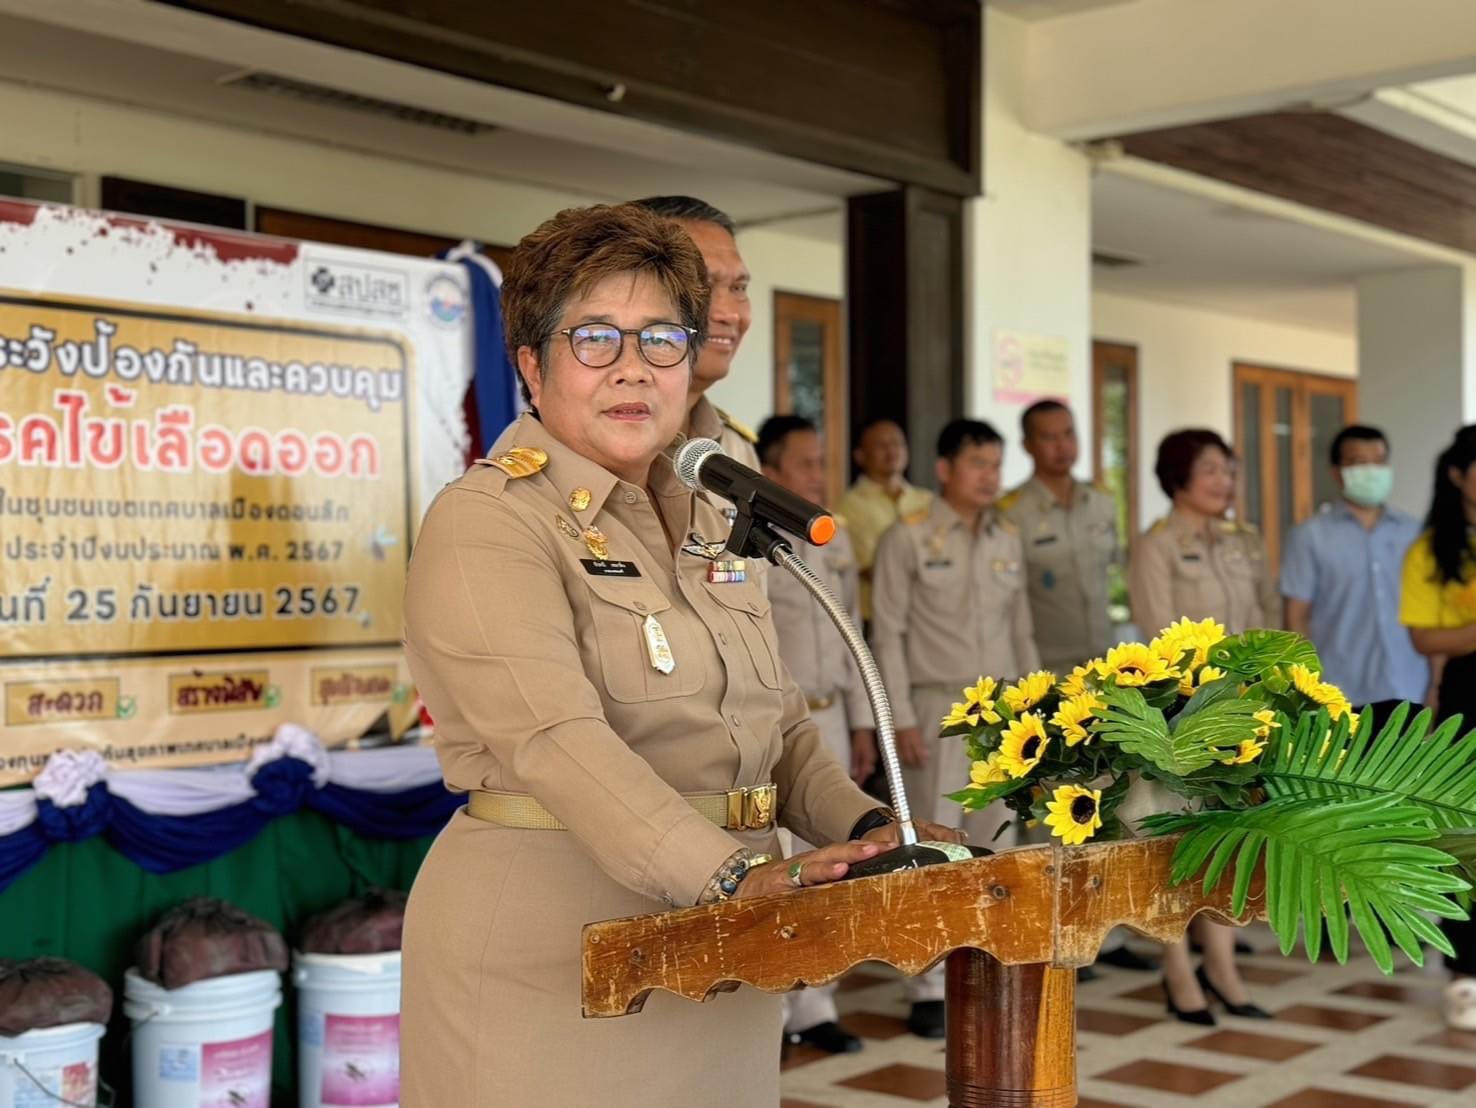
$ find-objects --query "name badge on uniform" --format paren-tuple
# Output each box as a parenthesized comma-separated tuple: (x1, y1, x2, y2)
(1032, 535, 1059, 547)
(924, 559, 954, 569)
(708, 559, 747, 584)
(1181, 553, 1203, 562)
(582, 559, 642, 578)
(643, 614, 676, 673)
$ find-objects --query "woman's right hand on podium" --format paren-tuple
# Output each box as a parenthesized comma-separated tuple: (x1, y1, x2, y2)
(735, 841, 893, 897)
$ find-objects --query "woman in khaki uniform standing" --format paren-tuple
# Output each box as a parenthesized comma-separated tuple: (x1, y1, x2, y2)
(399, 204, 957, 1107)
(1129, 429, 1277, 1026)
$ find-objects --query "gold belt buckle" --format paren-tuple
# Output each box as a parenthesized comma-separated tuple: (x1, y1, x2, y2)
(726, 784, 777, 830)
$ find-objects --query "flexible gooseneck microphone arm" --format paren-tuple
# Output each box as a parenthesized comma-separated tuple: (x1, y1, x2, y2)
(672, 437, 919, 847)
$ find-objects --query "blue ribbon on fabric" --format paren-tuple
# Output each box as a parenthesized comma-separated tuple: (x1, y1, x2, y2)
(0, 758, 461, 892)
(436, 245, 518, 455)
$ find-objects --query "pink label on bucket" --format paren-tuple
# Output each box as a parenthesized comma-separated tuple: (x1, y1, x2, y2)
(61, 1061, 96, 1103)
(320, 1013, 400, 1106)
(199, 1029, 272, 1108)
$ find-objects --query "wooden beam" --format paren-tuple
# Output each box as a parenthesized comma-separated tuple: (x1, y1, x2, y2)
(162, 0, 983, 195)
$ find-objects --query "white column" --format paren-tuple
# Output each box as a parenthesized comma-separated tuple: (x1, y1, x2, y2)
(1355, 264, 1476, 517)
(968, 8, 1094, 490)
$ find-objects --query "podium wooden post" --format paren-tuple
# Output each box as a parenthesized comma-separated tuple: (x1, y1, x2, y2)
(583, 837, 1262, 1108)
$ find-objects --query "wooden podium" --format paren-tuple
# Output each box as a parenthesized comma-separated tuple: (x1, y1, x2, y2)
(583, 837, 1263, 1108)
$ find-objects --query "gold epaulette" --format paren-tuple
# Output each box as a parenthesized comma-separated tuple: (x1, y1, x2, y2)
(1149, 517, 1169, 534)
(902, 507, 930, 526)
(716, 407, 758, 445)
(1218, 518, 1258, 535)
(997, 488, 1024, 512)
(474, 446, 548, 478)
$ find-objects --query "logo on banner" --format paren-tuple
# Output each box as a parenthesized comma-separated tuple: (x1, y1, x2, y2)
(425, 272, 467, 328)
(305, 257, 410, 320)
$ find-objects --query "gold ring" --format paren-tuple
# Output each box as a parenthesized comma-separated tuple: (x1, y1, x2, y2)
(788, 861, 804, 888)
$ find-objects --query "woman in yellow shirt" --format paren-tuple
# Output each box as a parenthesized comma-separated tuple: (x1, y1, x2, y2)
(1401, 424, 1476, 1029)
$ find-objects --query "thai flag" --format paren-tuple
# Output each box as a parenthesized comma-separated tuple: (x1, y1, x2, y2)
(438, 241, 521, 459)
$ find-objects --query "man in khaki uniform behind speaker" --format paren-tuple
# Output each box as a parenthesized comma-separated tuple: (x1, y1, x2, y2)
(758, 414, 878, 1055)
(870, 417, 1039, 1037)
(634, 195, 761, 472)
(837, 418, 933, 621)
(999, 399, 1158, 975)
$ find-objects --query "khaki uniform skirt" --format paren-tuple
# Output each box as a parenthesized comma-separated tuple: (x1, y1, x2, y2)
(400, 811, 784, 1107)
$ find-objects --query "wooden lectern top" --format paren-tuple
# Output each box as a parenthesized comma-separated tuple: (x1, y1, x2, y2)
(582, 835, 1261, 1018)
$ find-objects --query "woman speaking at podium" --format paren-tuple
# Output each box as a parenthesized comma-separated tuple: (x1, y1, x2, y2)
(397, 203, 958, 1107)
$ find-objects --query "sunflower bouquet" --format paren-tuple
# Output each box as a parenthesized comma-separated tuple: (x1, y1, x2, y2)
(942, 619, 1476, 972)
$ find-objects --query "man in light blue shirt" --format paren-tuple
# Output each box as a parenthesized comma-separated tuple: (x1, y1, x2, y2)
(1280, 425, 1429, 708)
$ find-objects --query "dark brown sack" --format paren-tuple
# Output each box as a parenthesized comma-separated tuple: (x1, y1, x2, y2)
(300, 888, 407, 955)
(0, 958, 112, 1035)
(135, 898, 287, 989)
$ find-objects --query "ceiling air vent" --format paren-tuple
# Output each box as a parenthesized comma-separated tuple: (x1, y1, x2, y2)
(222, 71, 496, 135)
(1091, 249, 1143, 269)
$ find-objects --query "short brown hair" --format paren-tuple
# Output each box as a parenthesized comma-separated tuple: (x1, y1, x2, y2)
(1155, 428, 1233, 498)
(502, 204, 710, 402)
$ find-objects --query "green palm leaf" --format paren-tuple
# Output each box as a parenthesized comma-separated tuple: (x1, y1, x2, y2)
(1207, 629, 1320, 679)
(1141, 795, 1469, 972)
(1097, 687, 1249, 776)
(1262, 703, 1476, 830)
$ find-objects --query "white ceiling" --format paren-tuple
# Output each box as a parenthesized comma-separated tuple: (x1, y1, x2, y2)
(1090, 169, 1428, 334)
(0, 7, 873, 226)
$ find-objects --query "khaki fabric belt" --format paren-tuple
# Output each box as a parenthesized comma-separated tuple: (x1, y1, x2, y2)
(467, 783, 778, 832)
(806, 692, 837, 712)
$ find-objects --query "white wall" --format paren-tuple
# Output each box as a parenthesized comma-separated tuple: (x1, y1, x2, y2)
(719, 224, 844, 432)
(969, 9, 1095, 490)
(1092, 290, 1359, 527)
(0, 79, 833, 431)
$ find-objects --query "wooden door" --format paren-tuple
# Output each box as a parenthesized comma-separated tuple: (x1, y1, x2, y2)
(1233, 362, 1358, 573)
(1092, 341, 1139, 623)
(774, 291, 846, 504)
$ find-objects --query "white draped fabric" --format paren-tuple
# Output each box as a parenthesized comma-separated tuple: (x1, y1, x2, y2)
(0, 728, 441, 837)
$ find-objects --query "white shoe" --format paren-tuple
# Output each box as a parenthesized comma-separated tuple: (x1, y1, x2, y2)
(1443, 978, 1476, 1030)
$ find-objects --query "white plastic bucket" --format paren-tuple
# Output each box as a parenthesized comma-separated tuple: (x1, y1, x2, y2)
(292, 952, 400, 1108)
(124, 968, 281, 1108)
(0, 1022, 105, 1108)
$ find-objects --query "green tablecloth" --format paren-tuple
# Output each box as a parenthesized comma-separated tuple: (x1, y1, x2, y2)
(0, 810, 434, 1107)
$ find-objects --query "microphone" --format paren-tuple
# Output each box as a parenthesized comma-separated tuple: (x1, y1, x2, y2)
(673, 438, 837, 548)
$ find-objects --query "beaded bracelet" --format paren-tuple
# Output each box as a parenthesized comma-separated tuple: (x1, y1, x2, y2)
(697, 848, 773, 905)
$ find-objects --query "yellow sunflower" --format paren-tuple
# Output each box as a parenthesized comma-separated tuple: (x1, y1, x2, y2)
(1178, 663, 1228, 697)
(1098, 642, 1179, 687)
(1287, 664, 1355, 722)
(1253, 708, 1280, 739)
(961, 676, 1003, 724)
(997, 713, 1051, 778)
(969, 752, 1009, 787)
(1002, 670, 1058, 714)
(1153, 617, 1226, 667)
(1051, 692, 1105, 746)
(1222, 738, 1266, 765)
(1043, 784, 1103, 845)
(940, 701, 980, 731)
(1058, 661, 1101, 699)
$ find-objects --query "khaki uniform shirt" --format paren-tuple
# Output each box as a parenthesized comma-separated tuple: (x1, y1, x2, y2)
(870, 498, 1041, 730)
(1128, 511, 1279, 637)
(999, 478, 1118, 672)
(836, 475, 934, 620)
(689, 394, 761, 472)
(403, 412, 876, 908)
(767, 527, 873, 729)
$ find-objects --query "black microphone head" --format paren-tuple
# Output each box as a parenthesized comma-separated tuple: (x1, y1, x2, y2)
(672, 437, 722, 492)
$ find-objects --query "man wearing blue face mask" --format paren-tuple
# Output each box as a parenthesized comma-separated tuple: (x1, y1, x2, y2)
(1280, 425, 1430, 711)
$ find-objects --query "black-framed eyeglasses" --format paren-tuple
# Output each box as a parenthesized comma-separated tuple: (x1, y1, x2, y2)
(555, 322, 696, 369)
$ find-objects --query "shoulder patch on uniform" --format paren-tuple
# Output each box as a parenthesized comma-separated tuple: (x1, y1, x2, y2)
(474, 445, 548, 478)
(715, 407, 758, 445)
(1149, 518, 1169, 534)
(997, 489, 1023, 511)
(1220, 518, 1257, 535)
(901, 507, 931, 526)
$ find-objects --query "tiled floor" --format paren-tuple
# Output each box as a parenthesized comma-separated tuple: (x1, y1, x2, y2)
(780, 925, 1474, 1107)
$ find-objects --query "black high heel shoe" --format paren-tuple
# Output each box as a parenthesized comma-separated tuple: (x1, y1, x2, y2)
(1196, 966, 1272, 1019)
(1162, 978, 1216, 1026)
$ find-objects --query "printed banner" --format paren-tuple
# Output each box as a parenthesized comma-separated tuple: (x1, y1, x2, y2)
(0, 201, 473, 784)
(993, 329, 1070, 405)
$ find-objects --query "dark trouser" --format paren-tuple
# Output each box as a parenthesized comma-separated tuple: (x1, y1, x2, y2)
(1437, 655, 1476, 976)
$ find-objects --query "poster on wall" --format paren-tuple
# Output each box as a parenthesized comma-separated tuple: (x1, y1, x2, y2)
(992, 329, 1070, 405)
(0, 200, 473, 785)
